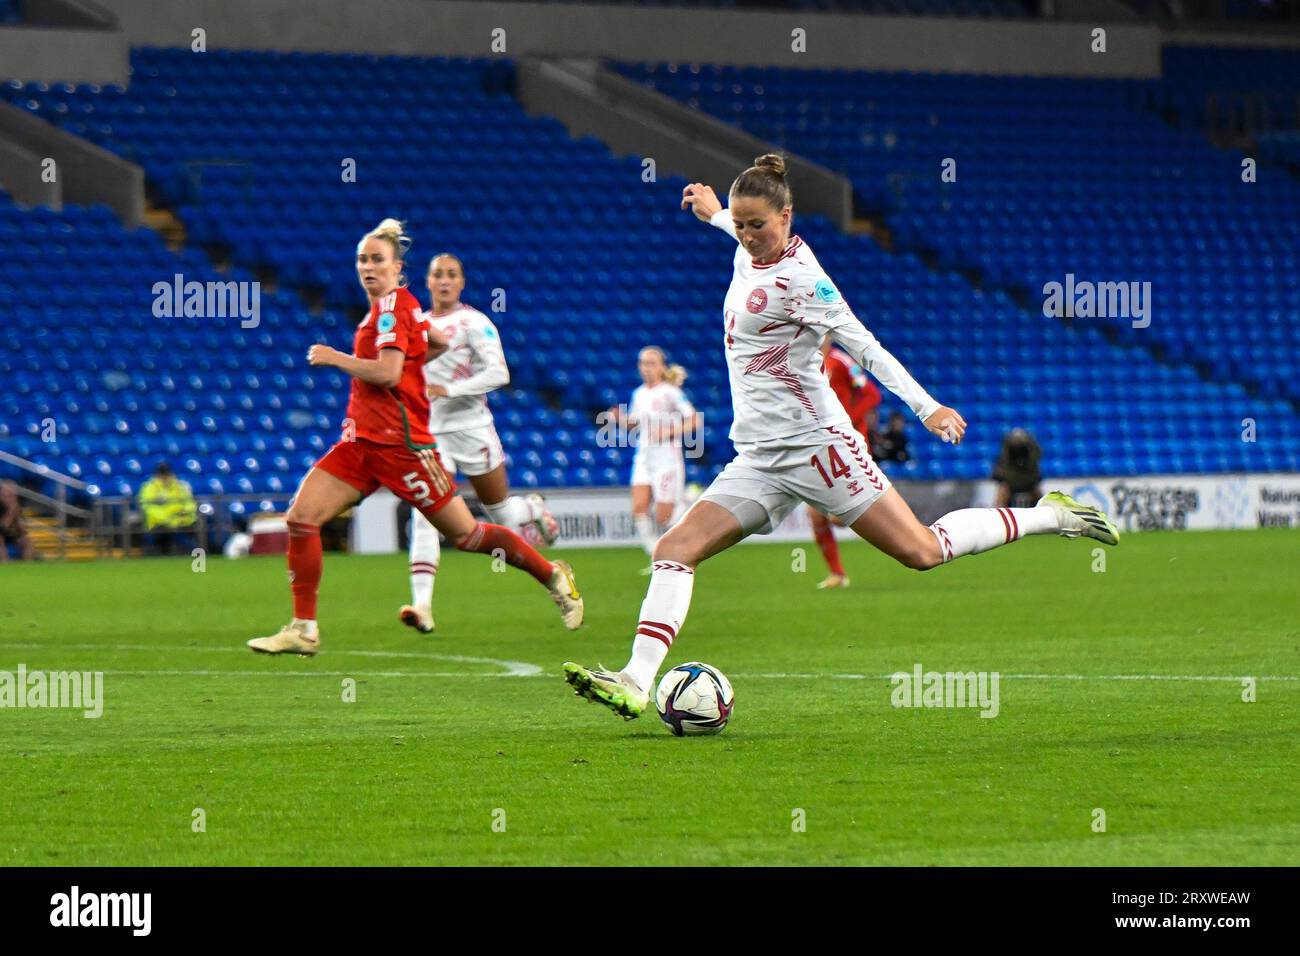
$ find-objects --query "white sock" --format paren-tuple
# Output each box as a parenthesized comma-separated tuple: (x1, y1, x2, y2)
(622, 559, 696, 691)
(634, 514, 659, 556)
(484, 495, 535, 529)
(929, 506, 1059, 562)
(293, 618, 318, 637)
(409, 511, 440, 606)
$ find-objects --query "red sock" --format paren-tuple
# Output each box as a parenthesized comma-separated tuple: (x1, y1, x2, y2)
(455, 521, 553, 585)
(812, 520, 844, 576)
(287, 521, 322, 619)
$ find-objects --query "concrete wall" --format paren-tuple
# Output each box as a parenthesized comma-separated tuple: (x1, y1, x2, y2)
(95, 0, 1162, 78)
(0, 24, 129, 83)
(0, 138, 60, 208)
(0, 100, 143, 225)
(520, 59, 853, 229)
(24, 0, 117, 29)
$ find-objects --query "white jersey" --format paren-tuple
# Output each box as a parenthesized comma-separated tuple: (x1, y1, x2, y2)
(709, 209, 941, 445)
(629, 381, 696, 451)
(422, 303, 509, 434)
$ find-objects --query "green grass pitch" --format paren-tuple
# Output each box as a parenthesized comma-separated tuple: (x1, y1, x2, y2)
(1, 528, 1296, 866)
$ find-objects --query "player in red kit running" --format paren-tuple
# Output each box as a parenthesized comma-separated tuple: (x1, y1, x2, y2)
(809, 337, 881, 590)
(248, 219, 583, 655)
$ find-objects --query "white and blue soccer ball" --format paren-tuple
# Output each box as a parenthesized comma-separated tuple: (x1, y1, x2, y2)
(655, 662, 734, 736)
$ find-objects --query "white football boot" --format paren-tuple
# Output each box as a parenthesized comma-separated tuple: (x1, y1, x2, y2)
(547, 560, 584, 630)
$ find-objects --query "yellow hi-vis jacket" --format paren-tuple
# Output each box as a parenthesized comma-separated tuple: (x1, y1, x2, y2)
(138, 477, 198, 531)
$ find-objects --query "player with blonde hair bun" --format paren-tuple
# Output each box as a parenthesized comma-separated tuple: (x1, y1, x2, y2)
(247, 219, 583, 655)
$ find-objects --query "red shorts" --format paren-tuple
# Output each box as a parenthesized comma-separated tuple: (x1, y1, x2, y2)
(315, 438, 456, 514)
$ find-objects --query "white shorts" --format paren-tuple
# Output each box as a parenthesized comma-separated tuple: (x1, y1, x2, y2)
(631, 448, 685, 505)
(700, 425, 891, 535)
(432, 424, 506, 478)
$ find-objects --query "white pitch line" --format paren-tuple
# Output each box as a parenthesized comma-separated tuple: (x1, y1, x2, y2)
(732, 673, 1299, 682)
(97, 670, 527, 679)
(1, 645, 1293, 683)
(0, 642, 541, 677)
(65, 669, 1300, 683)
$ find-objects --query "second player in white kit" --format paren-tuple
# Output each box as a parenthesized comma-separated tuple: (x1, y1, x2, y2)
(400, 253, 559, 634)
(619, 347, 699, 555)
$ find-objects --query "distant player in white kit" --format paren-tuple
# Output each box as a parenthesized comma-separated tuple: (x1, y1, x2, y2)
(606, 347, 700, 556)
(400, 253, 559, 634)
(563, 154, 1121, 719)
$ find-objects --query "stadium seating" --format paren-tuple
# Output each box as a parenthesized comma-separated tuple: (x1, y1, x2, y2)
(0, 50, 743, 509)
(1, 46, 1296, 527)
(616, 57, 1300, 471)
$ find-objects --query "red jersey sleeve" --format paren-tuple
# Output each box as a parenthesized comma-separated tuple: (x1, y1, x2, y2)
(850, 378, 882, 425)
(374, 288, 425, 356)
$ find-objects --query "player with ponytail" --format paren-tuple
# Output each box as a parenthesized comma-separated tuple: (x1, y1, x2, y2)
(564, 154, 1120, 720)
(606, 346, 700, 558)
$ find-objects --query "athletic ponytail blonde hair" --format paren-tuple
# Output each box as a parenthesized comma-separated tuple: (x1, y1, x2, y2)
(641, 346, 688, 387)
(358, 217, 412, 286)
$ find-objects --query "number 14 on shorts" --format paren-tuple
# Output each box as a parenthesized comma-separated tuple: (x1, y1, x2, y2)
(810, 447, 852, 488)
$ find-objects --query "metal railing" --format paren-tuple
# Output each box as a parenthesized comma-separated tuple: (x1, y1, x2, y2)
(1206, 90, 1300, 147)
(0, 450, 300, 559)
(93, 492, 295, 557)
(0, 449, 96, 560)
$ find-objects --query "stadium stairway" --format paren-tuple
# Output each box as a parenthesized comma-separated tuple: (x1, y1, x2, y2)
(20, 510, 105, 561)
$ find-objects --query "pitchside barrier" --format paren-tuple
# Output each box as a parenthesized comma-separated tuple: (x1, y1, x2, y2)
(349, 474, 1300, 553)
(1053, 473, 1300, 533)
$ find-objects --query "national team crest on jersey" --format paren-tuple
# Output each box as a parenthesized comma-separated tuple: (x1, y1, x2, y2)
(746, 287, 768, 313)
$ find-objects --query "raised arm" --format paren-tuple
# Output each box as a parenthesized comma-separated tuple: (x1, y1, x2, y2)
(831, 321, 965, 444)
(792, 275, 966, 443)
(681, 183, 736, 240)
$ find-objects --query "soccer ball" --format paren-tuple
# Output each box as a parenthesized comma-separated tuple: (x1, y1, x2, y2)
(655, 662, 734, 736)
(223, 532, 252, 559)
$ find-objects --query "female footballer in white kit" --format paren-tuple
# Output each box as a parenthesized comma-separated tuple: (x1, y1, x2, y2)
(400, 253, 559, 634)
(608, 346, 700, 555)
(562, 154, 1121, 719)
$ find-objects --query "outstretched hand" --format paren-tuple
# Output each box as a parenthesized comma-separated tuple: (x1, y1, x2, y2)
(681, 183, 723, 223)
(924, 406, 967, 445)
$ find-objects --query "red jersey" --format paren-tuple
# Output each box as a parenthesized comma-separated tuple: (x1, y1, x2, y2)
(344, 287, 434, 447)
(825, 347, 881, 438)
